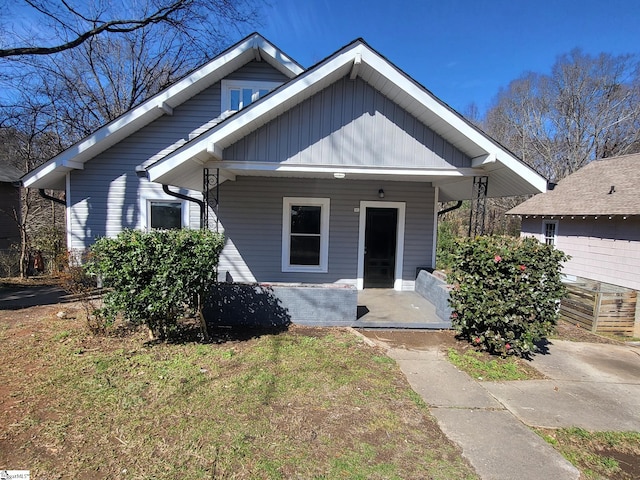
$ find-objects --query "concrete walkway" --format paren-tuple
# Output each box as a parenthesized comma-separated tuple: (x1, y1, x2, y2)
(355, 329, 640, 480)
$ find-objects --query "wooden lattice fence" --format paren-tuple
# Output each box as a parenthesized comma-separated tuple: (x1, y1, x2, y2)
(560, 278, 638, 337)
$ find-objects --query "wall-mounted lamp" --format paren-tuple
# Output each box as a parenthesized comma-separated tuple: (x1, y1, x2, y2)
(333, 172, 345, 179)
(378, 189, 385, 199)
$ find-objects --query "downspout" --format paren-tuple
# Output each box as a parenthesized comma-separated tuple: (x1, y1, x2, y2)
(437, 200, 463, 217)
(39, 189, 66, 206)
(162, 184, 206, 229)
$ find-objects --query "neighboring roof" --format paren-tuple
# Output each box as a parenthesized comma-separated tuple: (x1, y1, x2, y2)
(507, 153, 640, 216)
(21, 33, 303, 190)
(147, 38, 547, 202)
(0, 163, 24, 183)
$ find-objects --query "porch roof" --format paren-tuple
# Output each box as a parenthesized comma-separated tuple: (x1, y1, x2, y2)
(147, 39, 547, 202)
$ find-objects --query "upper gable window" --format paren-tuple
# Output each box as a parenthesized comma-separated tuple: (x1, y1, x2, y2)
(221, 79, 281, 112)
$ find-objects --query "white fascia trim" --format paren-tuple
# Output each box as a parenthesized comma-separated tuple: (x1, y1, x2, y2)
(148, 46, 358, 183)
(252, 36, 304, 76)
(471, 153, 496, 167)
(360, 47, 547, 193)
(432, 186, 439, 268)
(26, 34, 302, 189)
(149, 40, 545, 193)
(65, 172, 72, 252)
(216, 161, 479, 177)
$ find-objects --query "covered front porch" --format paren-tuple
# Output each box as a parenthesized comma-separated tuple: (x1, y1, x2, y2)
(204, 270, 453, 329)
(355, 289, 450, 329)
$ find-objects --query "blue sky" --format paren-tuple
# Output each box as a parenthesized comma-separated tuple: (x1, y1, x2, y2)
(259, 0, 640, 115)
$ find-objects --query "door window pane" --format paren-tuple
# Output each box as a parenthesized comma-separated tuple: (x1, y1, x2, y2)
(150, 201, 182, 229)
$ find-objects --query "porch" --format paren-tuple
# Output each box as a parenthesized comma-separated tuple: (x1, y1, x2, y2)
(355, 289, 451, 329)
(204, 271, 453, 329)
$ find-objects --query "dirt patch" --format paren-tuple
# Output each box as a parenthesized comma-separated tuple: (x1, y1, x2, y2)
(553, 320, 629, 345)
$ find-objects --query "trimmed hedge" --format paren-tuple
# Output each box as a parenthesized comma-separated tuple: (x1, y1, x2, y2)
(447, 236, 568, 357)
(87, 229, 224, 340)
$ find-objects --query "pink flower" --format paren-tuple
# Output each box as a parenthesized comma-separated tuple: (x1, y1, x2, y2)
(505, 343, 511, 350)
(475, 337, 481, 344)
(494, 255, 502, 263)
(451, 312, 458, 318)
(519, 265, 526, 271)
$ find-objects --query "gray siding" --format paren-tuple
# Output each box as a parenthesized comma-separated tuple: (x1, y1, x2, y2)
(68, 61, 288, 250)
(224, 77, 471, 168)
(217, 176, 435, 288)
(225, 60, 290, 83)
(521, 217, 640, 290)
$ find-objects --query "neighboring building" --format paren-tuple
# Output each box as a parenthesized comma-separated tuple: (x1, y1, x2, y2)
(22, 34, 546, 325)
(508, 154, 640, 291)
(0, 163, 23, 251)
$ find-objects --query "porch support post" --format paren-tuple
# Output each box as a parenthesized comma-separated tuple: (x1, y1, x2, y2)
(203, 167, 220, 231)
(468, 176, 488, 237)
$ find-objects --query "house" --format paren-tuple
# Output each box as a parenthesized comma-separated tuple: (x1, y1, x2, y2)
(507, 154, 640, 291)
(22, 33, 547, 325)
(0, 163, 23, 252)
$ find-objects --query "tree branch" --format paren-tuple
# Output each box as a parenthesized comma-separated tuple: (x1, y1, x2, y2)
(0, 0, 189, 58)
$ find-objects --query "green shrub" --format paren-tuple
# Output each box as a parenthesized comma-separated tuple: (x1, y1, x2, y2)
(447, 236, 568, 357)
(86, 229, 224, 341)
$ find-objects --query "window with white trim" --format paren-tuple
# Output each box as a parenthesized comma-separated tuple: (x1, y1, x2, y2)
(148, 200, 186, 230)
(543, 220, 558, 246)
(282, 197, 330, 273)
(221, 79, 281, 112)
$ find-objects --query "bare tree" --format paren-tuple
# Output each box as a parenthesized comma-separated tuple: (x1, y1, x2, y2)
(484, 49, 640, 182)
(0, 0, 261, 276)
(2, 0, 262, 138)
(0, 0, 258, 59)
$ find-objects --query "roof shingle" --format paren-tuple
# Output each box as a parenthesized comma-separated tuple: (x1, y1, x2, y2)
(507, 153, 640, 216)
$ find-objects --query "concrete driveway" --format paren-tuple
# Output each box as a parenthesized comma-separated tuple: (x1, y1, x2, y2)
(358, 330, 640, 480)
(484, 339, 640, 431)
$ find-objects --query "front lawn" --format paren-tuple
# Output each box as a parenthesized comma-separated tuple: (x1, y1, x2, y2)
(0, 303, 477, 479)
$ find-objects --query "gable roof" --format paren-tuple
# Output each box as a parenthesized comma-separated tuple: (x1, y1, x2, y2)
(21, 33, 303, 190)
(507, 153, 640, 216)
(147, 38, 547, 202)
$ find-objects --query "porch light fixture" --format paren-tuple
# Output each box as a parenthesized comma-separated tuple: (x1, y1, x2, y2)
(333, 172, 345, 179)
(378, 189, 385, 199)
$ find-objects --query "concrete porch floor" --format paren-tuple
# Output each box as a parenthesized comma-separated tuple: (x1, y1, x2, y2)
(354, 289, 451, 329)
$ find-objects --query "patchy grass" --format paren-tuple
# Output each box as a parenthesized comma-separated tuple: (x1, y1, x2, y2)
(537, 428, 640, 480)
(447, 348, 543, 381)
(0, 304, 478, 479)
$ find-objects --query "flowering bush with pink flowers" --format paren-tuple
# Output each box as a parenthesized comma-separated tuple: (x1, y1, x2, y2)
(447, 236, 569, 357)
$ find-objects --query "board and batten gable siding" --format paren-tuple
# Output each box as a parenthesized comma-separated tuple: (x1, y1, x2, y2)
(217, 176, 435, 288)
(521, 217, 640, 290)
(223, 77, 471, 169)
(67, 61, 288, 250)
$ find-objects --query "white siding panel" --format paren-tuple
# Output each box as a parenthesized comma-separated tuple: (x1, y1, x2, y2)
(217, 176, 435, 288)
(224, 77, 471, 169)
(521, 217, 640, 290)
